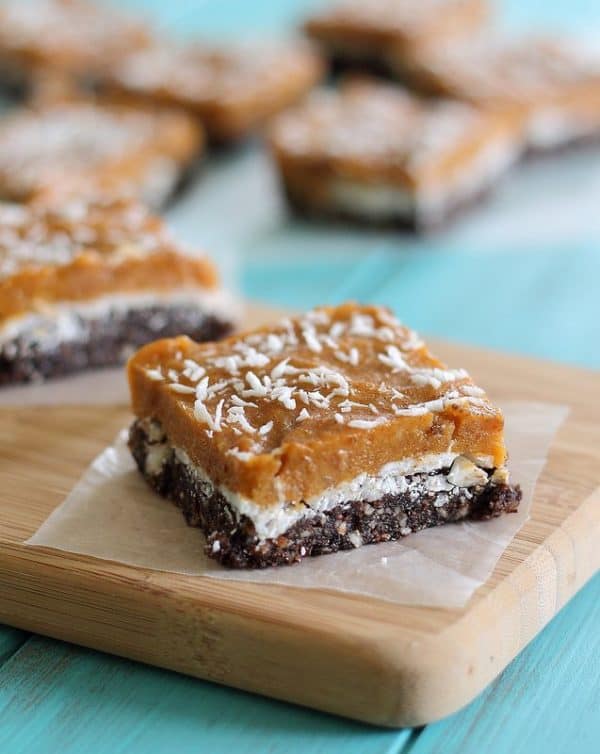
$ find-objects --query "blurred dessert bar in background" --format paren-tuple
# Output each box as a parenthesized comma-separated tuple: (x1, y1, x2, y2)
(127, 303, 521, 568)
(0, 0, 151, 93)
(304, 0, 489, 77)
(0, 195, 237, 385)
(0, 99, 203, 208)
(105, 40, 324, 143)
(269, 79, 521, 230)
(389, 35, 600, 153)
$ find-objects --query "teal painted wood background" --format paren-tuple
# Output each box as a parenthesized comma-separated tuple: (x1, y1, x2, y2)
(1, 1, 599, 752)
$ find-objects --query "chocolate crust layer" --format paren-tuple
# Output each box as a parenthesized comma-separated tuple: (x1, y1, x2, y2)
(0, 305, 232, 386)
(279, 177, 493, 234)
(129, 419, 522, 569)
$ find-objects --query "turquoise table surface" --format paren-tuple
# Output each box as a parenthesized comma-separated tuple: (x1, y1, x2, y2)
(1, 1, 600, 752)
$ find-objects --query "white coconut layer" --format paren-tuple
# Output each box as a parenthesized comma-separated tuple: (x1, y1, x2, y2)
(0, 287, 239, 349)
(326, 135, 520, 225)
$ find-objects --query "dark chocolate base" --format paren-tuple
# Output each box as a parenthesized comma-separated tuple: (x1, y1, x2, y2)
(0, 305, 232, 386)
(281, 180, 493, 234)
(0, 64, 29, 100)
(129, 420, 522, 569)
(324, 51, 398, 81)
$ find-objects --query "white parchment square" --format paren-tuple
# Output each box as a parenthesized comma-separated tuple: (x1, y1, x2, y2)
(26, 401, 568, 608)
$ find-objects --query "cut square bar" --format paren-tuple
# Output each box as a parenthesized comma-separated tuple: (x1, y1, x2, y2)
(0, 0, 151, 93)
(394, 35, 600, 152)
(0, 195, 237, 385)
(269, 79, 522, 230)
(128, 303, 521, 568)
(105, 40, 324, 143)
(0, 99, 203, 208)
(304, 0, 489, 77)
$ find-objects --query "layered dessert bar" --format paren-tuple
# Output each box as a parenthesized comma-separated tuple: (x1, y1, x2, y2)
(394, 36, 600, 152)
(304, 0, 489, 77)
(104, 40, 324, 143)
(269, 79, 522, 230)
(0, 99, 203, 208)
(0, 0, 151, 93)
(0, 195, 236, 385)
(128, 303, 521, 568)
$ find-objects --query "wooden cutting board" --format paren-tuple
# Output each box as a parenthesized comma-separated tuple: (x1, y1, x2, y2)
(0, 303, 598, 727)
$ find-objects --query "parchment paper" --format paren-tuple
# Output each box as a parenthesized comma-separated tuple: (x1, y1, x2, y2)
(26, 401, 568, 608)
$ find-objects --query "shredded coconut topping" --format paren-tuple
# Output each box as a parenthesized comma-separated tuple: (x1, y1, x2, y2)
(270, 79, 489, 177)
(0, 195, 170, 279)
(0, 102, 189, 203)
(110, 39, 318, 106)
(143, 304, 495, 462)
(412, 34, 600, 102)
(0, 0, 148, 70)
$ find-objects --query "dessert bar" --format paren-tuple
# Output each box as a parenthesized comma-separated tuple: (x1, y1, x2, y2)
(0, 99, 203, 208)
(269, 79, 521, 230)
(0, 0, 150, 93)
(394, 35, 600, 152)
(105, 40, 324, 143)
(304, 0, 489, 78)
(0, 195, 236, 385)
(128, 303, 521, 568)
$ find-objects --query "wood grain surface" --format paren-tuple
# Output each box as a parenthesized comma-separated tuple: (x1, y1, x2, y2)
(0, 306, 598, 727)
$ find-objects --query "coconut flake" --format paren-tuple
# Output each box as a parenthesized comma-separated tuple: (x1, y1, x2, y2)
(214, 398, 225, 431)
(461, 384, 486, 397)
(378, 345, 408, 371)
(145, 368, 164, 381)
(182, 360, 205, 382)
(266, 333, 285, 353)
(230, 395, 258, 408)
(302, 326, 322, 353)
(329, 321, 345, 338)
(228, 447, 255, 462)
(194, 399, 216, 430)
(227, 406, 256, 433)
(349, 313, 375, 337)
(348, 417, 387, 429)
(243, 370, 268, 397)
(168, 383, 196, 394)
(195, 376, 209, 401)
